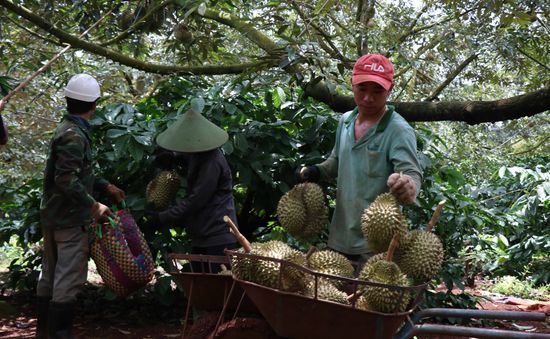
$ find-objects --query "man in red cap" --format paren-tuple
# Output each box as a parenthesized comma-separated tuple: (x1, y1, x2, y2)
(297, 53, 422, 262)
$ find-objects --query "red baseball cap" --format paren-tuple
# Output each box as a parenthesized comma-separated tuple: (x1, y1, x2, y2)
(352, 53, 394, 90)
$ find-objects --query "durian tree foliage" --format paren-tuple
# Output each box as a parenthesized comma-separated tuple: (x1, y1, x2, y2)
(0, 0, 548, 123)
(0, 0, 549, 306)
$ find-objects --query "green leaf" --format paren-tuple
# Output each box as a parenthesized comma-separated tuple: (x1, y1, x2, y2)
(106, 129, 126, 139)
(234, 134, 248, 152)
(133, 135, 151, 146)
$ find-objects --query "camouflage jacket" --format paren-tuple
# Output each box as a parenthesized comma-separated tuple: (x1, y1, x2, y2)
(40, 114, 109, 229)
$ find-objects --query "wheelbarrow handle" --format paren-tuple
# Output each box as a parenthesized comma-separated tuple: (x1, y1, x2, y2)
(224, 215, 252, 253)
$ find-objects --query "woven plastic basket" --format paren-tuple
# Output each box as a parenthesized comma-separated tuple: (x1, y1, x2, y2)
(90, 205, 155, 297)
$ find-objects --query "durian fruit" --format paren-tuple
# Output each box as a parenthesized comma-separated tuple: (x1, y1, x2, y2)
(174, 22, 194, 44)
(118, 9, 135, 30)
(249, 240, 308, 293)
(277, 189, 307, 238)
(397, 231, 443, 283)
(146, 170, 181, 210)
(357, 236, 411, 313)
(140, 0, 165, 32)
(361, 193, 407, 253)
(307, 250, 354, 289)
(230, 242, 266, 281)
(277, 183, 329, 241)
(302, 183, 327, 217)
(396, 201, 445, 283)
(304, 280, 350, 305)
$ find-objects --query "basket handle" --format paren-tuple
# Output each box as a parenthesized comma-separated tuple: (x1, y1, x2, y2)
(224, 215, 252, 253)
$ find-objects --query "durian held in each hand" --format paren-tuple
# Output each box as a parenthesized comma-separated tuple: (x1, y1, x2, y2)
(276, 182, 329, 241)
(396, 201, 445, 283)
(361, 192, 408, 253)
(146, 170, 181, 210)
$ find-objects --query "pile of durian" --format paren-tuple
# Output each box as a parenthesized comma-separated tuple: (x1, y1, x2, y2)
(230, 241, 356, 305)
(229, 192, 445, 314)
(276, 183, 329, 241)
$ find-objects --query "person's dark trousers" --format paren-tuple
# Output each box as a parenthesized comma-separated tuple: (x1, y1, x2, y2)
(48, 302, 75, 339)
(35, 296, 51, 339)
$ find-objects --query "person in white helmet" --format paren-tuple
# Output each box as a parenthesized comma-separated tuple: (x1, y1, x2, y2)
(35, 74, 125, 339)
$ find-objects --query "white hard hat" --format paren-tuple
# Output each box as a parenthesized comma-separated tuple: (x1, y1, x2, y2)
(64, 74, 101, 102)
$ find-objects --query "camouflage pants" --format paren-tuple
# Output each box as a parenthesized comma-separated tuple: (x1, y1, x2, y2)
(36, 225, 89, 303)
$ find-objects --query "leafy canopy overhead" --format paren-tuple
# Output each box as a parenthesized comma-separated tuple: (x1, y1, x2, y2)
(0, 0, 548, 123)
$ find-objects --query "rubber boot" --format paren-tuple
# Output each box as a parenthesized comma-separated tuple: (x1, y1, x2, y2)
(35, 296, 50, 339)
(48, 302, 75, 339)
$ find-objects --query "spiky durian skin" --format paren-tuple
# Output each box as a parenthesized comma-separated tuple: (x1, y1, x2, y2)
(358, 260, 411, 313)
(146, 170, 181, 210)
(230, 242, 267, 281)
(279, 249, 309, 292)
(277, 193, 307, 237)
(396, 230, 444, 283)
(304, 280, 350, 305)
(307, 250, 354, 288)
(277, 183, 329, 241)
(248, 241, 308, 293)
(361, 193, 407, 253)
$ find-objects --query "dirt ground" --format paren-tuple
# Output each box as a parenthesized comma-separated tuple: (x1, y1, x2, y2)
(1, 279, 549, 339)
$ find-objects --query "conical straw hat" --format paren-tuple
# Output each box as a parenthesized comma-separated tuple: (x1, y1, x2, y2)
(156, 109, 228, 152)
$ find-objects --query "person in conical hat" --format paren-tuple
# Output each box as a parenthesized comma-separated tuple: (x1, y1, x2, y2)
(146, 108, 237, 271)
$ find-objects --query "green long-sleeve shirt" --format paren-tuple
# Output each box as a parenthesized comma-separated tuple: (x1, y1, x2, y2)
(317, 106, 422, 255)
(40, 114, 109, 229)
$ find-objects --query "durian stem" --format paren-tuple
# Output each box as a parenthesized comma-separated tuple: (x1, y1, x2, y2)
(427, 200, 446, 232)
(224, 215, 252, 253)
(305, 246, 317, 259)
(386, 234, 401, 262)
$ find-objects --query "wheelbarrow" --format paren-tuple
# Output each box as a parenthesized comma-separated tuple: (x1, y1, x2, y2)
(167, 253, 259, 336)
(223, 249, 550, 339)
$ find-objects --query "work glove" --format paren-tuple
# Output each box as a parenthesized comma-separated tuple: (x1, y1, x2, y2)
(105, 184, 126, 204)
(387, 173, 417, 204)
(153, 151, 176, 170)
(294, 165, 320, 183)
(91, 202, 114, 222)
(144, 210, 163, 230)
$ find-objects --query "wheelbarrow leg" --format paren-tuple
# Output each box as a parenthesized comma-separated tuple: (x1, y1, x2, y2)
(181, 277, 194, 339)
(211, 279, 237, 337)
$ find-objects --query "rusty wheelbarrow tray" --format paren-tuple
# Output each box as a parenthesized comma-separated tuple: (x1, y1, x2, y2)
(225, 249, 550, 339)
(167, 253, 258, 318)
(225, 249, 426, 339)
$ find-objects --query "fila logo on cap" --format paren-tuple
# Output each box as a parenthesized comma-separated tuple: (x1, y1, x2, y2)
(363, 63, 385, 73)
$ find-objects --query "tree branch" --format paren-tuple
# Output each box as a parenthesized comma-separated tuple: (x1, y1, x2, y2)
(356, 0, 376, 56)
(425, 54, 478, 101)
(305, 81, 550, 124)
(289, 1, 352, 64)
(0, 0, 276, 75)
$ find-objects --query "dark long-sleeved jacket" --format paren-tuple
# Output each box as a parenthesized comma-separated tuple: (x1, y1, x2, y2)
(158, 149, 237, 247)
(40, 114, 109, 229)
